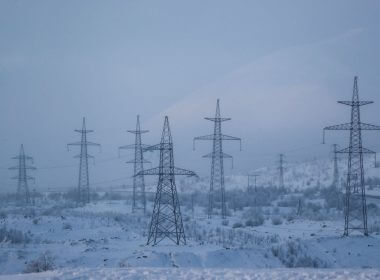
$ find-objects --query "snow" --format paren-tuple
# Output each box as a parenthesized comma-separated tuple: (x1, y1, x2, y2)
(1, 268, 380, 280)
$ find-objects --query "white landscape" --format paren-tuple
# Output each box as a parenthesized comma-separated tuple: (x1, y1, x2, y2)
(1, 1, 380, 279)
(1, 157, 380, 279)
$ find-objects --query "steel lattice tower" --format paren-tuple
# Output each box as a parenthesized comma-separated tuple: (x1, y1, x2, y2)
(278, 154, 285, 189)
(332, 144, 340, 188)
(247, 174, 259, 194)
(138, 116, 197, 245)
(194, 99, 241, 219)
(324, 76, 379, 236)
(119, 115, 149, 213)
(68, 117, 100, 206)
(9, 144, 36, 205)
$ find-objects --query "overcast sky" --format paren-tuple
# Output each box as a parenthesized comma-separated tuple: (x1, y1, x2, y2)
(1, 0, 380, 192)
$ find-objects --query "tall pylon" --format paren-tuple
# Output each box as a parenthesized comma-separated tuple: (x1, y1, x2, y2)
(138, 116, 197, 245)
(247, 174, 259, 194)
(278, 154, 286, 189)
(332, 144, 340, 188)
(68, 117, 100, 206)
(9, 144, 36, 205)
(324, 76, 380, 236)
(119, 115, 149, 213)
(194, 99, 241, 219)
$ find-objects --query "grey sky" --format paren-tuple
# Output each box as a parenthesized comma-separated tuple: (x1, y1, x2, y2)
(0, 0, 380, 191)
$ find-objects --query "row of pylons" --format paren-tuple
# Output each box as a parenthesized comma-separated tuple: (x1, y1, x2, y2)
(8, 76, 380, 244)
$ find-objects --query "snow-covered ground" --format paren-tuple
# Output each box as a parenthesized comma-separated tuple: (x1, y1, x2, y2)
(1, 268, 380, 280)
(1, 157, 380, 278)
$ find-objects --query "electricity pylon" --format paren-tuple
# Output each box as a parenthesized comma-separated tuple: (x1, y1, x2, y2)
(332, 144, 340, 188)
(9, 144, 36, 205)
(278, 154, 286, 189)
(247, 174, 259, 194)
(119, 115, 149, 213)
(194, 99, 241, 219)
(68, 117, 100, 206)
(323, 76, 379, 236)
(138, 116, 197, 245)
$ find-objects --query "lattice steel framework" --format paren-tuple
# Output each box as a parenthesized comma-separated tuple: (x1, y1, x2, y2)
(9, 144, 35, 205)
(68, 117, 100, 206)
(332, 144, 340, 188)
(139, 116, 196, 245)
(324, 76, 379, 236)
(119, 115, 149, 213)
(194, 99, 241, 219)
(278, 154, 285, 189)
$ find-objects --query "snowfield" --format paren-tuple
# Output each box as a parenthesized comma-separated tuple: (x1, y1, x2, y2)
(1, 157, 380, 279)
(1, 268, 380, 280)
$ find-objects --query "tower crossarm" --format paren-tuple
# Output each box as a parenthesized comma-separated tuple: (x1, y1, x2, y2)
(137, 167, 197, 177)
(9, 165, 36, 170)
(193, 134, 242, 150)
(119, 144, 150, 150)
(337, 147, 376, 154)
(127, 129, 149, 134)
(74, 129, 94, 133)
(338, 101, 373, 106)
(324, 123, 352, 131)
(11, 175, 35, 180)
(142, 143, 172, 152)
(12, 155, 33, 161)
(205, 117, 231, 122)
(67, 141, 100, 147)
(359, 123, 380, 130)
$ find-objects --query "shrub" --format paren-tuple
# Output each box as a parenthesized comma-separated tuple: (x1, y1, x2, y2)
(62, 223, 72, 230)
(0, 227, 31, 244)
(232, 222, 243, 228)
(24, 252, 55, 273)
(271, 216, 283, 225)
(245, 215, 265, 227)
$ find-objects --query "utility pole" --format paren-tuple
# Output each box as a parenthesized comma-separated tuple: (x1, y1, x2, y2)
(324, 76, 379, 236)
(138, 116, 197, 245)
(193, 99, 241, 219)
(278, 154, 285, 189)
(119, 115, 149, 213)
(68, 117, 100, 206)
(9, 144, 36, 205)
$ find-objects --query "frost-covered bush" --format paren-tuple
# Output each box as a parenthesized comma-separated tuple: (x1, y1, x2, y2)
(271, 216, 283, 225)
(271, 240, 326, 268)
(0, 227, 31, 244)
(24, 252, 55, 273)
(232, 222, 243, 228)
(62, 223, 72, 230)
(245, 215, 264, 227)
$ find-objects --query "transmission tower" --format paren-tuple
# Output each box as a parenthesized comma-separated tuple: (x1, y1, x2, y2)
(323, 76, 379, 236)
(278, 154, 286, 189)
(9, 144, 36, 205)
(68, 117, 100, 206)
(119, 115, 149, 214)
(138, 116, 197, 245)
(193, 99, 241, 219)
(247, 174, 259, 194)
(332, 144, 340, 188)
